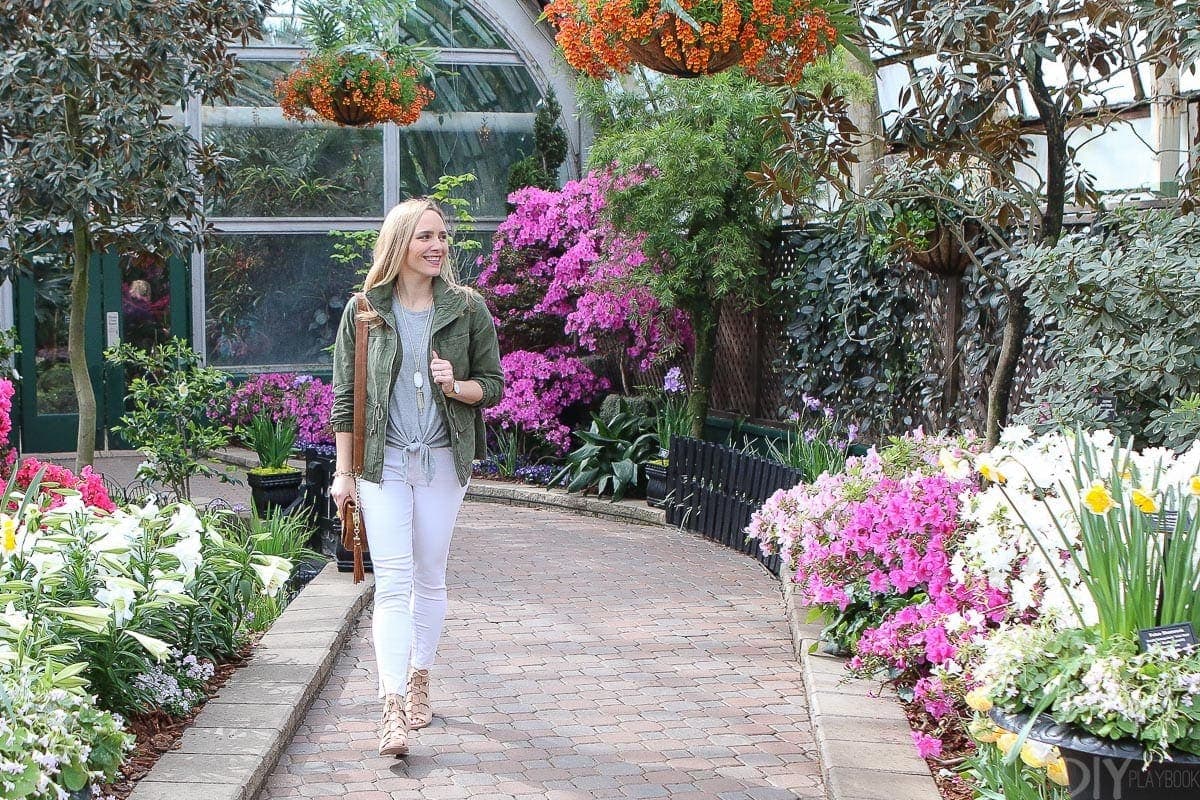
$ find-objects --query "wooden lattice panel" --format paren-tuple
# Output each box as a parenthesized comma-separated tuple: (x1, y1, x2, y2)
(711, 231, 1057, 431)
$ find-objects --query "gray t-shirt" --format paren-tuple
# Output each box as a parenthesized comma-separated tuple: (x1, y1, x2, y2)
(386, 305, 449, 483)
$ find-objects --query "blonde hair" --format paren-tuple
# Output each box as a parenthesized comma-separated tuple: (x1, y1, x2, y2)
(358, 198, 469, 324)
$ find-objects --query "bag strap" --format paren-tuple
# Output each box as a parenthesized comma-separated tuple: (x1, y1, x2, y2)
(352, 293, 369, 476)
(348, 293, 369, 584)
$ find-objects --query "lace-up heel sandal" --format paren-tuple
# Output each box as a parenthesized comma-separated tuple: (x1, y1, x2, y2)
(378, 693, 409, 757)
(406, 668, 433, 729)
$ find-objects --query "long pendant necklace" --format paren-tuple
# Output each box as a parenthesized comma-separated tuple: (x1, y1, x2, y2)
(398, 299, 435, 416)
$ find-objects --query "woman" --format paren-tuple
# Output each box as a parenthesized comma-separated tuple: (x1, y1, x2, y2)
(330, 198, 503, 757)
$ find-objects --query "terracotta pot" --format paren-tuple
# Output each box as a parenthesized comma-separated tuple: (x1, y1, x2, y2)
(623, 17, 744, 78)
(991, 708, 1200, 800)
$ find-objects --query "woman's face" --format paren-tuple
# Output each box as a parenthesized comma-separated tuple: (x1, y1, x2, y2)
(402, 209, 448, 280)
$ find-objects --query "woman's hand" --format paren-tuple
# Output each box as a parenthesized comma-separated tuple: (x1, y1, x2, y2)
(331, 473, 355, 512)
(430, 349, 456, 395)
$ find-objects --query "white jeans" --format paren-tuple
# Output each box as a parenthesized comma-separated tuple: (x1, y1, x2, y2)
(357, 445, 468, 697)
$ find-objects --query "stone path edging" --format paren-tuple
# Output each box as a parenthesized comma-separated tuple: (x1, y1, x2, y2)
(466, 479, 666, 527)
(781, 579, 941, 800)
(127, 563, 374, 800)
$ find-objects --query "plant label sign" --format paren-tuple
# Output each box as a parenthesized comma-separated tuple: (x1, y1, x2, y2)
(1137, 622, 1198, 654)
(1097, 394, 1118, 424)
(1158, 509, 1180, 533)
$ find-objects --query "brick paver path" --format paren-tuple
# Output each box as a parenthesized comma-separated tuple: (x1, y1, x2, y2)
(259, 503, 823, 800)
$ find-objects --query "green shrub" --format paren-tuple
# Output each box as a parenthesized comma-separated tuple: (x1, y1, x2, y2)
(1013, 211, 1200, 446)
(554, 400, 659, 501)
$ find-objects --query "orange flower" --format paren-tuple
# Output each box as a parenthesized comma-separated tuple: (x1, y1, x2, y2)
(545, 0, 835, 83)
(275, 51, 435, 127)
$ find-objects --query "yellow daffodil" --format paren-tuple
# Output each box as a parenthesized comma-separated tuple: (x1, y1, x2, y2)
(1190, 476, 1200, 497)
(967, 717, 1003, 743)
(939, 449, 969, 480)
(979, 461, 1007, 485)
(1131, 487, 1159, 514)
(1046, 756, 1070, 786)
(1020, 741, 1054, 769)
(964, 688, 993, 713)
(0, 515, 15, 556)
(996, 732, 1019, 756)
(1083, 481, 1117, 514)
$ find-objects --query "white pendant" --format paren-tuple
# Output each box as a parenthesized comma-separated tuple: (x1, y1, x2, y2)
(413, 371, 423, 390)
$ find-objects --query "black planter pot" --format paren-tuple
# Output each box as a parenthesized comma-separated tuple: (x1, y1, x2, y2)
(645, 462, 668, 508)
(246, 469, 304, 517)
(298, 449, 373, 574)
(991, 708, 1200, 800)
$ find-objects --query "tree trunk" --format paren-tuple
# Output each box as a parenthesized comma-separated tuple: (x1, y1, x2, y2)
(688, 299, 722, 439)
(986, 284, 1028, 445)
(941, 276, 963, 418)
(70, 213, 97, 470)
(984, 46, 1066, 445)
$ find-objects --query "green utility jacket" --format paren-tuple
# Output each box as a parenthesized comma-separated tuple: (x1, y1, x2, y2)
(331, 277, 504, 486)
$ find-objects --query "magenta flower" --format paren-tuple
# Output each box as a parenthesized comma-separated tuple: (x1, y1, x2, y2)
(911, 732, 943, 759)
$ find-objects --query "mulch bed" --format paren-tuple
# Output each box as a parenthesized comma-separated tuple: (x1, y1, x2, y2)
(103, 645, 252, 799)
(901, 699, 976, 800)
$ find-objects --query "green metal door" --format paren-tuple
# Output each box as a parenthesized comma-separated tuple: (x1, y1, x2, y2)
(16, 250, 189, 453)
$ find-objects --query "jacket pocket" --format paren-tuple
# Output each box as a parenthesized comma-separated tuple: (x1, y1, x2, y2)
(436, 332, 469, 377)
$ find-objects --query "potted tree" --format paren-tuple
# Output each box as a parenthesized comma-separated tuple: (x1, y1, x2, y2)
(965, 429, 1200, 800)
(244, 414, 303, 516)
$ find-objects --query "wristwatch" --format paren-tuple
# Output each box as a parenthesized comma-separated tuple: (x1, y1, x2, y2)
(451, 380, 461, 397)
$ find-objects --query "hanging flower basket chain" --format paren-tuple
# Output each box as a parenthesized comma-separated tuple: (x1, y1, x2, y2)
(545, 0, 841, 84)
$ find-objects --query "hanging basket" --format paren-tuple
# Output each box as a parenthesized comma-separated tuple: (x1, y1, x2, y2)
(908, 221, 979, 278)
(622, 16, 744, 78)
(275, 47, 434, 128)
(545, 0, 839, 85)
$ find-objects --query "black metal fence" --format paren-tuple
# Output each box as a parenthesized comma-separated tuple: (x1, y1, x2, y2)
(664, 436, 803, 576)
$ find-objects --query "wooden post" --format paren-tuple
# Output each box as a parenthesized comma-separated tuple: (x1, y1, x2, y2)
(1153, 64, 1183, 197)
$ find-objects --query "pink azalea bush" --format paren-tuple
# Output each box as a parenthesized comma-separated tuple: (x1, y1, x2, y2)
(479, 169, 688, 373)
(476, 171, 691, 456)
(0, 378, 16, 474)
(212, 373, 334, 448)
(747, 430, 1009, 721)
(483, 350, 610, 454)
(6, 457, 116, 513)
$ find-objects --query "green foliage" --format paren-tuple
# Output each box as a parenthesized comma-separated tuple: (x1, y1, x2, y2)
(326, 172, 481, 279)
(244, 415, 299, 473)
(586, 71, 779, 314)
(105, 338, 235, 500)
(224, 508, 322, 569)
(761, 416, 848, 483)
(773, 226, 936, 436)
(961, 732, 1068, 800)
(295, 0, 431, 64)
(583, 71, 783, 434)
(0, 328, 20, 384)
(507, 93, 568, 195)
(1013, 212, 1200, 447)
(0, 667, 133, 800)
(553, 400, 660, 501)
(0, 1, 268, 463)
(430, 173, 482, 254)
